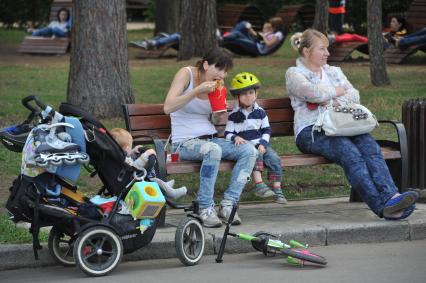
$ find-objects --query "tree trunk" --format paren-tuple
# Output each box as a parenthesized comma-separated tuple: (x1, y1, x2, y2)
(178, 0, 217, 61)
(155, 0, 181, 35)
(68, 0, 134, 118)
(367, 0, 390, 86)
(313, 0, 328, 34)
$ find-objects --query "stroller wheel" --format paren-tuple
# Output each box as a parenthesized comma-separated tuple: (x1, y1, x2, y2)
(175, 217, 205, 266)
(48, 226, 75, 266)
(73, 226, 123, 277)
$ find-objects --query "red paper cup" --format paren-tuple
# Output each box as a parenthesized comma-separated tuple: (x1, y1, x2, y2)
(208, 86, 227, 113)
(171, 153, 179, 162)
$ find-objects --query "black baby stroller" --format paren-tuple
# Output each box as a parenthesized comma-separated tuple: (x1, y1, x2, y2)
(1, 96, 205, 276)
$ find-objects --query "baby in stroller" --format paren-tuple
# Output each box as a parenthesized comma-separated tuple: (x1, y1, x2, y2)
(2, 96, 206, 277)
(109, 127, 187, 200)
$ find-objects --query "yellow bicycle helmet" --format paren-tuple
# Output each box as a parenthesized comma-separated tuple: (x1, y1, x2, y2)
(230, 72, 261, 96)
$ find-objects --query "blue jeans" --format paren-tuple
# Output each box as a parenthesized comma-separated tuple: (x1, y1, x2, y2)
(152, 32, 181, 48)
(223, 21, 260, 55)
(399, 27, 426, 48)
(256, 146, 282, 182)
(172, 137, 257, 209)
(296, 126, 398, 216)
(32, 27, 68, 37)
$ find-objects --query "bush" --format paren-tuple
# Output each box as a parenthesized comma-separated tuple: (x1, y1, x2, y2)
(0, 0, 51, 28)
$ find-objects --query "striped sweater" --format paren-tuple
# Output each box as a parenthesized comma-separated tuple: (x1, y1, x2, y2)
(224, 102, 271, 147)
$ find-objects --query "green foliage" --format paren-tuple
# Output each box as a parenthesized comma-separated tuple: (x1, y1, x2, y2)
(0, 0, 51, 28)
(142, 0, 156, 22)
(345, 0, 412, 34)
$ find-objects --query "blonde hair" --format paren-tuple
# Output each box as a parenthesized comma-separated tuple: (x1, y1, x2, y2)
(110, 128, 133, 150)
(290, 29, 329, 56)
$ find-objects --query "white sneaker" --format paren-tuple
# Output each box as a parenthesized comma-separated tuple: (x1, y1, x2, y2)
(198, 207, 222, 228)
(218, 205, 241, 225)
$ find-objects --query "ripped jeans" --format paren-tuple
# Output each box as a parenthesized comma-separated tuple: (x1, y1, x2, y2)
(172, 138, 257, 209)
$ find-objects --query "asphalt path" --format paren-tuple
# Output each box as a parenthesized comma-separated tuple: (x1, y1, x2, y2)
(1, 240, 426, 283)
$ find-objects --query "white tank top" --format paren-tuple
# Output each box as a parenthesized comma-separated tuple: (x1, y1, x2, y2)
(170, 67, 217, 143)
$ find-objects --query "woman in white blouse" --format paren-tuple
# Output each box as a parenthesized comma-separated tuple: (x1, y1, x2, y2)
(285, 29, 418, 220)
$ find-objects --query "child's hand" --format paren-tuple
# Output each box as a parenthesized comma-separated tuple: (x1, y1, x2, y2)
(258, 144, 266, 154)
(131, 145, 144, 154)
(234, 136, 247, 145)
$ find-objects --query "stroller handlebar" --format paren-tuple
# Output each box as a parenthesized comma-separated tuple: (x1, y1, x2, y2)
(22, 95, 47, 112)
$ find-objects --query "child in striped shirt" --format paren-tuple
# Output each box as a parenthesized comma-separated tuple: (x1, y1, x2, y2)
(225, 72, 286, 204)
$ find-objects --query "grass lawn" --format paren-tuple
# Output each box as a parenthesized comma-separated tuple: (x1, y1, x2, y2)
(0, 28, 426, 211)
(0, 213, 48, 244)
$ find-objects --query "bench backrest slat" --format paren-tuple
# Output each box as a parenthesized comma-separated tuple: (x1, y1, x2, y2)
(123, 97, 295, 144)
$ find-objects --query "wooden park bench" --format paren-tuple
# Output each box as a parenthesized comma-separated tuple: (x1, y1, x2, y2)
(122, 97, 408, 206)
(328, 42, 368, 62)
(384, 0, 426, 64)
(18, 0, 73, 55)
(275, 3, 315, 33)
(217, 4, 264, 33)
(134, 41, 179, 59)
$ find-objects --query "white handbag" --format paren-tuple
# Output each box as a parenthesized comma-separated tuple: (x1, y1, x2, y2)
(313, 102, 379, 136)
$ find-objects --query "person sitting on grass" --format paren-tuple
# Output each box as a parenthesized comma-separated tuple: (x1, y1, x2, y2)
(110, 128, 186, 200)
(27, 8, 71, 38)
(225, 72, 287, 204)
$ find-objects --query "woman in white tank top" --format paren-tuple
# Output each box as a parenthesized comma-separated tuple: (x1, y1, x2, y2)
(163, 48, 257, 227)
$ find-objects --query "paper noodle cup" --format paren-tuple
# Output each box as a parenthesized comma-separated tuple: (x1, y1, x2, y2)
(208, 81, 227, 113)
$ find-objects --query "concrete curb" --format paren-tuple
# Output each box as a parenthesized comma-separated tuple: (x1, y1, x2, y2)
(1, 198, 425, 271)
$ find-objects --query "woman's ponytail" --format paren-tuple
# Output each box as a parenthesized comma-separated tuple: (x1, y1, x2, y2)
(290, 32, 302, 52)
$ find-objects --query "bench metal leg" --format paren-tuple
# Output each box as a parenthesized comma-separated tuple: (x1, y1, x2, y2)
(386, 159, 404, 193)
(349, 188, 362, 202)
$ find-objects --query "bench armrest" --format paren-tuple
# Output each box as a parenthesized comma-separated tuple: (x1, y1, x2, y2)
(377, 120, 408, 190)
(152, 137, 167, 179)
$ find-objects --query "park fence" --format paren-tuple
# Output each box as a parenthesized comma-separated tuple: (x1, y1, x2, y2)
(402, 99, 426, 191)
